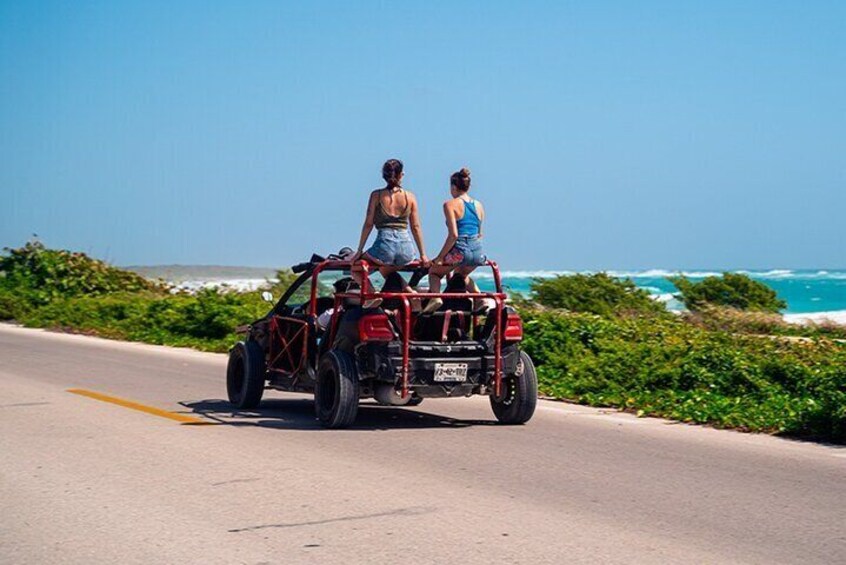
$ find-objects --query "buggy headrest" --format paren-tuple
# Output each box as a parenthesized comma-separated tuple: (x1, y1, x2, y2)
(442, 274, 473, 311)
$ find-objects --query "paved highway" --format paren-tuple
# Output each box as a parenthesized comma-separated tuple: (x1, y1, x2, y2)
(1, 324, 844, 564)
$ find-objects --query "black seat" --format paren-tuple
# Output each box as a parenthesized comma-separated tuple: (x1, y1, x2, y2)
(416, 274, 473, 341)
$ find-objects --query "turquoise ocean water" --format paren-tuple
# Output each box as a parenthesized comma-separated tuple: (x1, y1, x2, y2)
(471, 269, 846, 315)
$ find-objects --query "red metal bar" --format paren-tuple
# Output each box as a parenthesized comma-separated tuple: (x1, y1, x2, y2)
(341, 291, 506, 300)
(360, 260, 371, 297)
(328, 294, 342, 348)
(487, 260, 503, 293)
(401, 296, 411, 398)
(493, 296, 503, 397)
(308, 258, 509, 397)
(309, 262, 326, 316)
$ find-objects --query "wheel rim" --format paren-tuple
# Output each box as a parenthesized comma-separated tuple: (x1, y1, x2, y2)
(493, 376, 517, 406)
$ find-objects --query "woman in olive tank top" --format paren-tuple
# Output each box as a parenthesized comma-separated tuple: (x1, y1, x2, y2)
(353, 159, 429, 280)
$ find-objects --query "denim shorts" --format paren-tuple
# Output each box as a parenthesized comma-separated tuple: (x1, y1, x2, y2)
(444, 235, 487, 267)
(365, 228, 416, 266)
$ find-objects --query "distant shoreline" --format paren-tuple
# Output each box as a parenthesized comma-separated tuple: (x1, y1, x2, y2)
(124, 265, 277, 282)
(123, 265, 846, 325)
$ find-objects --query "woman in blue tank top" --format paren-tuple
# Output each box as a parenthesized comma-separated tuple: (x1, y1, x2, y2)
(425, 167, 487, 312)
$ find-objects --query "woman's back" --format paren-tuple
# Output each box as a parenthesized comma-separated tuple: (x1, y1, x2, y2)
(456, 197, 483, 237)
(373, 188, 411, 230)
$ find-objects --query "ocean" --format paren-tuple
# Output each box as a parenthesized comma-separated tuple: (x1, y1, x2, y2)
(472, 269, 846, 317)
(157, 267, 846, 324)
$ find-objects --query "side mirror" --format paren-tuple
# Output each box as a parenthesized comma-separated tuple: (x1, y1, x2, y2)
(261, 291, 274, 303)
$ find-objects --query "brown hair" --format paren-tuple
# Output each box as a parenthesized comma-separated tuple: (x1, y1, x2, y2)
(450, 167, 471, 192)
(382, 159, 404, 188)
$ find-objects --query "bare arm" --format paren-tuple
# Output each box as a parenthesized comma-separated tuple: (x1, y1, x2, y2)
(434, 201, 459, 263)
(354, 192, 378, 257)
(408, 194, 429, 264)
(476, 200, 485, 238)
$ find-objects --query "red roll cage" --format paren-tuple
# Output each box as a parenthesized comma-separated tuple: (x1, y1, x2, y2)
(307, 259, 508, 399)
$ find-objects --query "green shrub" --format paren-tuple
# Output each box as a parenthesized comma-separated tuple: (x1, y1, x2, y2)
(670, 272, 786, 313)
(0, 240, 165, 305)
(520, 308, 846, 441)
(23, 289, 269, 352)
(531, 273, 666, 317)
(0, 286, 31, 321)
(682, 305, 846, 340)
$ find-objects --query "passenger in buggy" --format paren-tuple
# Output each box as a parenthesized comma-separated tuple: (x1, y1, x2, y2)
(351, 159, 429, 308)
(425, 167, 488, 314)
(415, 273, 475, 342)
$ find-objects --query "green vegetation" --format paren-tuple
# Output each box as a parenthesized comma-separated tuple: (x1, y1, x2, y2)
(2, 242, 844, 442)
(0, 240, 164, 303)
(0, 241, 285, 351)
(532, 272, 666, 317)
(521, 309, 846, 441)
(670, 272, 787, 313)
(682, 304, 846, 341)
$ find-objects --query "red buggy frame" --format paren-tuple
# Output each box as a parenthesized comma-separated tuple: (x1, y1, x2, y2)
(227, 253, 537, 428)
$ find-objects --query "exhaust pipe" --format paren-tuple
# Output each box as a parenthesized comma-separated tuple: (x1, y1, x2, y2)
(374, 384, 412, 406)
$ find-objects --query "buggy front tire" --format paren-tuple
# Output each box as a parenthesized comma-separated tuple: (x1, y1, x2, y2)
(227, 340, 266, 409)
(490, 351, 537, 425)
(315, 350, 360, 428)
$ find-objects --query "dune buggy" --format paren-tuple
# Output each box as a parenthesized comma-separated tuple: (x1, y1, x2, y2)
(226, 249, 537, 428)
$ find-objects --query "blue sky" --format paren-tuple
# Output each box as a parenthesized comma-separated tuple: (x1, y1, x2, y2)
(1, 1, 844, 269)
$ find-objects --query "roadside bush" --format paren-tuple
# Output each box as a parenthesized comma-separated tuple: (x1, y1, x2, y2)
(682, 305, 846, 340)
(24, 289, 269, 352)
(531, 273, 666, 317)
(0, 240, 165, 306)
(670, 272, 786, 313)
(520, 308, 846, 441)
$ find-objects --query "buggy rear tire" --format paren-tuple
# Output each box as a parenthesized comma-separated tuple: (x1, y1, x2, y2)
(490, 351, 537, 425)
(315, 350, 359, 428)
(227, 340, 266, 409)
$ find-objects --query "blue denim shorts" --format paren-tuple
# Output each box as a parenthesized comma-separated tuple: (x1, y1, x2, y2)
(365, 228, 416, 266)
(444, 235, 487, 267)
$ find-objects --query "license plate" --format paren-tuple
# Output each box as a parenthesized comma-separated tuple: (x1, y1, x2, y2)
(434, 363, 468, 382)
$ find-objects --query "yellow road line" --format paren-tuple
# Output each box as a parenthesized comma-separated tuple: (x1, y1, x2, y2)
(67, 389, 213, 425)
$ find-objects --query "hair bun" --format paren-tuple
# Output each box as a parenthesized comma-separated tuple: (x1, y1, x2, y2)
(460, 167, 471, 177)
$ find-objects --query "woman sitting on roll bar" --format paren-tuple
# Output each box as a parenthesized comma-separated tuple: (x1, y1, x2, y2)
(352, 159, 429, 307)
(425, 167, 487, 314)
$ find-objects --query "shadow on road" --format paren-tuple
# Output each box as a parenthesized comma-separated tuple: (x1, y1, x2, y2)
(180, 398, 496, 431)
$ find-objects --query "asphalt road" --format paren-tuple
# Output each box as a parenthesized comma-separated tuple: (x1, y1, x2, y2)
(1, 324, 844, 564)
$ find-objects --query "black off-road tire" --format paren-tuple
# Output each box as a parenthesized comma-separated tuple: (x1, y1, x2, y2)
(227, 340, 266, 409)
(406, 396, 424, 407)
(315, 350, 360, 428)
(490, 351, 538, 425)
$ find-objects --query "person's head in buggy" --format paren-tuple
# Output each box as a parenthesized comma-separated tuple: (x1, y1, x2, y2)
(315, 277, 361, 331)
(351, 159, 430, 308)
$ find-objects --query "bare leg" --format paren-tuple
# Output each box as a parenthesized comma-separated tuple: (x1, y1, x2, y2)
(423, 265, 454, 314)
(428, 265, 454, 293)
(457, 267, 487, 311)
(352, 254, 383, 308)
(380, 266, 422, 312)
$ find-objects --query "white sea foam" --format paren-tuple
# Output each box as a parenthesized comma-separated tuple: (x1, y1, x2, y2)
(170, 278, 269, 293)
(783, 311, 846, 326)
(474, 270, 573, 279)
(488, 269, 846, 280)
